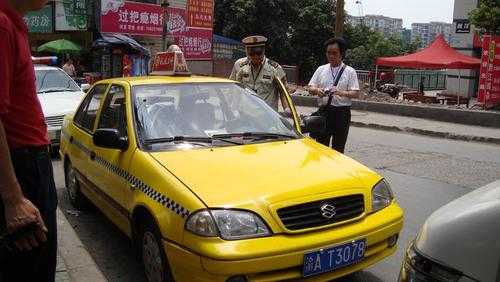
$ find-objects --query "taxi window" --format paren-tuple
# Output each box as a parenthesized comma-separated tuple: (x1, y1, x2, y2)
(97, 85, 127, 138)
(74, 84, 108, 132)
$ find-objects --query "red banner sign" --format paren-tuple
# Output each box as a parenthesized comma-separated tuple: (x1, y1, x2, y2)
(187, 0, 214, 29)
(101, 1, 164, 36)
(167, 7, 188, 35)
(174, 28, 212, 60)
(478, 35, 500, 108)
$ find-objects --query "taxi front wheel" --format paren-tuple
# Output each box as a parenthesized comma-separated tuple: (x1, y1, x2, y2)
(64, 161, 87, 209)
(139, 219, 174, 282)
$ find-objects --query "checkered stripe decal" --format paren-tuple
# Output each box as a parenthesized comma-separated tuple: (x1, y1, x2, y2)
(93, 155, 190, 218)
(67, 133, 190, 218)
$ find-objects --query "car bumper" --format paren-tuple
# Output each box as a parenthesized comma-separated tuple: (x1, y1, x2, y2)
(48, 127, 61, 146)
(165, 203, 403, 282)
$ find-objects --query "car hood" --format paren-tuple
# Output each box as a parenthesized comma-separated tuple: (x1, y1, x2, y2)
(149, 138, 381, 207)
(415, 180, 500, 281)
(37, 91, 84, 117)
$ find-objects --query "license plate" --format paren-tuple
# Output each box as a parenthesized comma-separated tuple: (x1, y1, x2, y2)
(302, 239, 366, 277)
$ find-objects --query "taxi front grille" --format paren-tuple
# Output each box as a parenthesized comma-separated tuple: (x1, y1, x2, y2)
(277, 195, 364, 230)
(45, 115, 64, 128)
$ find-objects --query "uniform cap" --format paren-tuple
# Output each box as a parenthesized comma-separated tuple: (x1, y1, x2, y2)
(242, 35, 268, 47)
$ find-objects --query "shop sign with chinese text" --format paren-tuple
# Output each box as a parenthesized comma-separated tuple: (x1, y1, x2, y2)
(478, 35, 500, 108)
(187, 0, 214, 29)
(101, 0, 164, 36)
(24, 5, 53, 33)
(55, 0, 87, 31)
(174, 28, 212, 60)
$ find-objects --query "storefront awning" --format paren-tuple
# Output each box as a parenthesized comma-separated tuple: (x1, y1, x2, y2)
(92, 33, 151, 56)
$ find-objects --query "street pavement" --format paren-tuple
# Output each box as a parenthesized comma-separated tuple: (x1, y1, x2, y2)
(297, 106, 500, 144)
(51, 126, 500, 281)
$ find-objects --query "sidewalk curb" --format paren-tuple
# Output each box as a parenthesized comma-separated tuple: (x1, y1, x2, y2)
(57, 208, 107, 282)
(350, 121, 500, 145)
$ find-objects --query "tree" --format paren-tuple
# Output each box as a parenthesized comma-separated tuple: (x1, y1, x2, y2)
(344, 25, 416, 70)
(214, 0, 419, 80)
(468, 0, 500, 35)
(214, 0, 336, 82)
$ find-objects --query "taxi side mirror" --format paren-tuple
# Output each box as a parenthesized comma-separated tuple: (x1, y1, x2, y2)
(93, 129, 128, 150)
(301, 116, 326, 134)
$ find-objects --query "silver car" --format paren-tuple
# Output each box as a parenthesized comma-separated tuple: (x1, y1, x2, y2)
(35, 65, 86, 146)
(399, 180, 500, 282)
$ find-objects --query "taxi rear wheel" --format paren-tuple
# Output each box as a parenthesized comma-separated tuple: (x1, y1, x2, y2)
(64, 162, 87, 209)
(139, 220, 173, 282)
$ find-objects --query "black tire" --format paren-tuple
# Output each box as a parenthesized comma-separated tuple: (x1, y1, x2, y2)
(64, 161, 87, 210)
(138, 218, 174, 282)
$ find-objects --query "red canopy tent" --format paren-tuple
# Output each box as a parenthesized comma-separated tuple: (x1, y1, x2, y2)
(376, 34, 481, 69)
(375, 35, 481, 105)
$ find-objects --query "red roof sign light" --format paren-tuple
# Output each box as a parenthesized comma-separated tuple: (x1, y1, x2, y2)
(151, 46, 191, 76)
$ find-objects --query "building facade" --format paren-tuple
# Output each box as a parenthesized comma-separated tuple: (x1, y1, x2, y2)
(401, 28, 412, 44)
(411, 22, 453, 47)
(349, 14, 403, 38)
(446, 0, 481, 98)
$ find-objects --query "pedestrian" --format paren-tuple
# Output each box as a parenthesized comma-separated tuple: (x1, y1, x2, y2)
(229, 35, 288, 110)
(0, 0, 58, 281)
(62, 58, 76, 78)
(74, 58, 85, 78)
(419, 76, 425, 94)
(307, 37, 360, 153)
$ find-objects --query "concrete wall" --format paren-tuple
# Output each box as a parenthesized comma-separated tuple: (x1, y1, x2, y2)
(213, 59, 235, 78)
(188, 60, 213, 76)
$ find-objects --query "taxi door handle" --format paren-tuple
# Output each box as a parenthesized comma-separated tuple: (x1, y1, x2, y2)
(90, 151, 96, 161)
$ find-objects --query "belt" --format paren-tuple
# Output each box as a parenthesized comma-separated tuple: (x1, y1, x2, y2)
(10, 145, 50, 156)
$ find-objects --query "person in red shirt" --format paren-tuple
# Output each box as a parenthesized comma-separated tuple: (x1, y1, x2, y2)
(0, 1, 57, 281)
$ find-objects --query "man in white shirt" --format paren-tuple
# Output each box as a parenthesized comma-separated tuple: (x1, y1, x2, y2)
(307, 37, 360, 153)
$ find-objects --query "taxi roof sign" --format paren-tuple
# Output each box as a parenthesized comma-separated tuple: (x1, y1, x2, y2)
(151, 46, 191, 76)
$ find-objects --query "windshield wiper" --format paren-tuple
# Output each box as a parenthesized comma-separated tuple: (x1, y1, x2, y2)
(38, 87, 78, 94)
(212, 132, 297, 140)
(145, 135, 242, 145)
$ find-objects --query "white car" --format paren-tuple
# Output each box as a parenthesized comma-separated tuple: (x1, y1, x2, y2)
(399, 180, 500, 282)
(35, 65, 86, 146)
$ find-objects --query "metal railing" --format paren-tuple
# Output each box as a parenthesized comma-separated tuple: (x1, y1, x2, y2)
(356, 70, 371, 90)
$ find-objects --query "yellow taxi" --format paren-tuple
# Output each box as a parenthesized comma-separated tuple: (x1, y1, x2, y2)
(59, 49, 403, 282)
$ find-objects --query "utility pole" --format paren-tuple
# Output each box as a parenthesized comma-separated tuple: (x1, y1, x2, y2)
(335, 0, 345, 37)
(161, 0, 170, 51)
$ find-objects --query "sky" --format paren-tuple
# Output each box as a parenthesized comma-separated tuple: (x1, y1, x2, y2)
(345, 0, 455, 28)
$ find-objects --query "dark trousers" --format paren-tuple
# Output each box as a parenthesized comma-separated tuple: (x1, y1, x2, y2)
(0, 147, 58, 282)
(311, 106, 351, 153)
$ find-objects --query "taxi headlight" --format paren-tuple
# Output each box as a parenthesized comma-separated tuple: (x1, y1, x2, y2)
(371, 179, 394, 212)
(186, 209, 271, 240)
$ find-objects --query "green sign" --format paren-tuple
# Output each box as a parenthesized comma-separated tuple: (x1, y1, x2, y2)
(24, 5, 53, 33)
(55, 0, 87, 31)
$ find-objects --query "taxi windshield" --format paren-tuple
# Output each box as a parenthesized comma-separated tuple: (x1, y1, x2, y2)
(35, 69, 80, 93)
(133, 82, 299, 148)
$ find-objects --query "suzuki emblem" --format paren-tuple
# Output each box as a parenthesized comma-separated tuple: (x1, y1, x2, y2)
(320, 203, 336, 219)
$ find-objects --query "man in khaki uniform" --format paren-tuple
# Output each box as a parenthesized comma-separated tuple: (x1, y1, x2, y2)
(230, 35, 287, 110)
